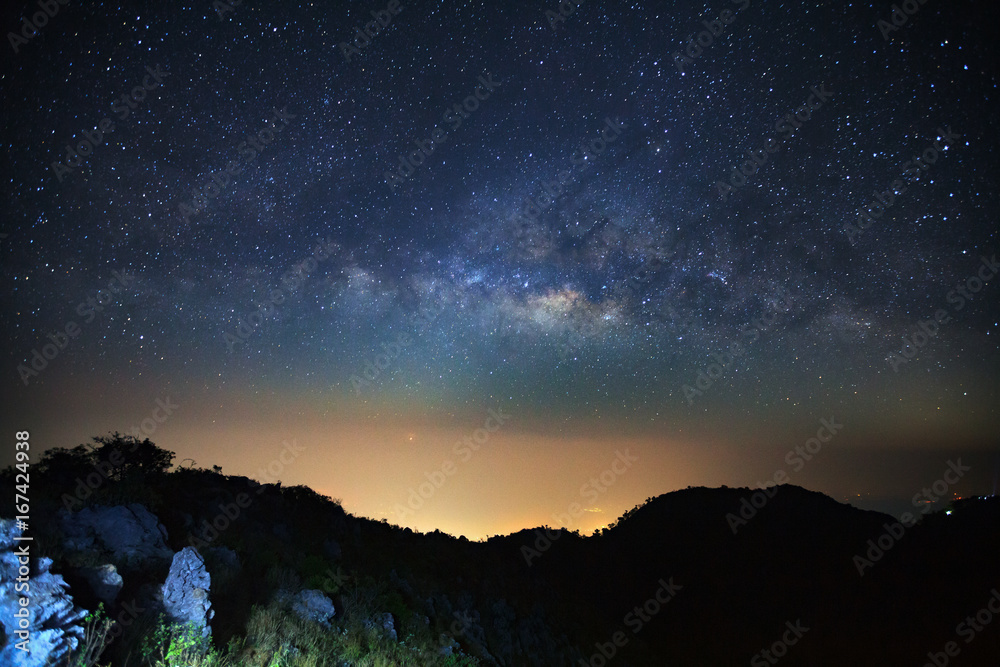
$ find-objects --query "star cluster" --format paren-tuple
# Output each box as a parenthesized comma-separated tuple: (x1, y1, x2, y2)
(2, 0, 998, 535)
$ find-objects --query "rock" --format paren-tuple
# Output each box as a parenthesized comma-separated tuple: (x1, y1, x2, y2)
(0, 519, 88, 667)
(514, 612, 560, 666)
(439, 634, 456, 657)
(389, 569, 415, 597)
(78, 563, 123, 604)
(450, 607, 493, 663)
(288, 589, 336, 628)
(381, 612, 397, 641)
(59, 504, 172, 568)
(490, 598, 515, 660)
(426, 592, 454, 619)
(203, 546, 240, 584)
(206, 546, 240, 571)
(364, 612, 397, 641)
(161, 547, 213, 640)
(323, 538, 342, 560)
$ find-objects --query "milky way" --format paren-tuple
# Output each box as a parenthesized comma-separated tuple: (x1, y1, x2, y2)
(3, 0, 998, 534)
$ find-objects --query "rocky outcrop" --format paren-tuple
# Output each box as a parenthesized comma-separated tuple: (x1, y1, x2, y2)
(205, 546, 240, 573)
(488, 599, 562, 667)
(363, 612, 397, 641)
(323, 538, 342, 560)
(202, 546, 240, 591)
(0, 519, 88, 667)
(78, 563, 123, 604)
(59, 504, 172, 568)
(378, 612, 397, 641)
(161, 547, 213, 640)
(288, 589, 336, 628)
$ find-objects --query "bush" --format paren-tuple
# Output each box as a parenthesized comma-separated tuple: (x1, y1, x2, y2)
(30, 433, 175, 511)
(68, 604, 114, 667)
(140, 618, 222, 667)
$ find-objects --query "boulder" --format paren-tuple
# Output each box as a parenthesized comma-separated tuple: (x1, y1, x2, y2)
(439, 634, 458, 657)
(380, 612, 398, 641)
(203, 546, 240, 588)
(205, 546, 240, 573)
(364, 612, 397, 641)
(59, 504, 172, 568)
(0, 519, 87, 667)
(161, 547, 213, 640)
(78, 563, 123, 604)
(323, 538, 342, 560)
(288, 589, 336, 628)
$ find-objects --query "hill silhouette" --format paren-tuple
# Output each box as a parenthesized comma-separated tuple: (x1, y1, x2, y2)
(2, 435, 999, 666)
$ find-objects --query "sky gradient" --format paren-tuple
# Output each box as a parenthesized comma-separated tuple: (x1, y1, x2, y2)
(2, 0, 998, 540)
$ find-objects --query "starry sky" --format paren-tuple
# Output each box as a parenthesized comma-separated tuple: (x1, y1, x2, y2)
(2, 0, 998, 539)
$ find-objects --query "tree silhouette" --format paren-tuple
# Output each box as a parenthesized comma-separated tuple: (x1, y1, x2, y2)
(34, 432, 175, 484)
(34, 444, 95, 489)
(89, 432, 175, 480)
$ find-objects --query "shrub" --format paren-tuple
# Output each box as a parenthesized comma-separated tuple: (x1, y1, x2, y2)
(68, 603, 114, 667)
(140, 618, 221, 667)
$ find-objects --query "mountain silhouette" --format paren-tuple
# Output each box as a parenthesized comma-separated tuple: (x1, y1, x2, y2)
(3, 439, 999, 666)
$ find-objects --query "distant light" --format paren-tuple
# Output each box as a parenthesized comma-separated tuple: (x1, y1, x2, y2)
(945, 510, 952, 516)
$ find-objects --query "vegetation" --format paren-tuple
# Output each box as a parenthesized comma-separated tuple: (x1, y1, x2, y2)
(67, 607, 480, 667)
(140, 619, 221, 667)
(12, 434, 487, 667)
(12, 434, 997, 666)
(69, 604, 115, 667)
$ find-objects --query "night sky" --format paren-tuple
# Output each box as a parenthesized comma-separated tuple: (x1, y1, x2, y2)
(2, 0, 998, 539)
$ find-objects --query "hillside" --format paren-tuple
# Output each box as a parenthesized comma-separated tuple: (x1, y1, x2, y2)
(2, 435, 999, 666)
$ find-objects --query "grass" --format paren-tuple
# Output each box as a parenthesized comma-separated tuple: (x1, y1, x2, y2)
(21, 449, 485, 667)
(72, 597, 480, 667)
